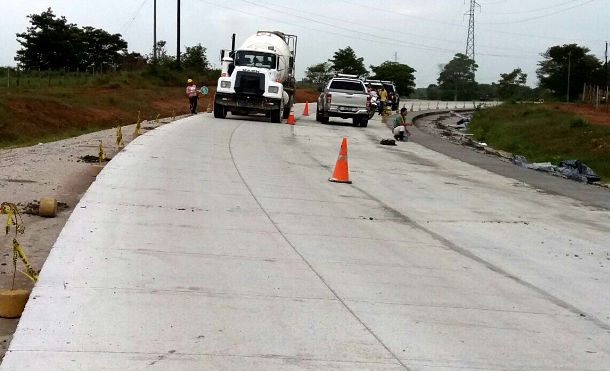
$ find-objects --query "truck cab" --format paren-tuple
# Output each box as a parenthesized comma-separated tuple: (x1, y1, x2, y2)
(214, 31, 297, 123)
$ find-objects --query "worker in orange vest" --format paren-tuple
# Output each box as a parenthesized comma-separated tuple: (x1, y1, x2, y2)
(186, 78, 198, 114)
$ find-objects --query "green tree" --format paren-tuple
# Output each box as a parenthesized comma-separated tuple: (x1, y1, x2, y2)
(151, 40, 175, 67)
(15, 8, 127, 71)
(537, 44, 603, 101)
(370, 61, 416, 96)
(182, 43, 209, 72)
(437, 53, 478, 101)
(305, 62, 333, 88)
(328, 46, 367, 76)
(426, 84, 441, 100)
(498, 68, 527, 99)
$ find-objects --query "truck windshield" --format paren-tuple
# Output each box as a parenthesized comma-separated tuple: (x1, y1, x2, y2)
(235, 51, 277, 69)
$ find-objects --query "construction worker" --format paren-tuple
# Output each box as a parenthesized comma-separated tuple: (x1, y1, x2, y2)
(393, 107, 414, 141)
(378, 86, 387, 115)
(186, 78, 198, 114)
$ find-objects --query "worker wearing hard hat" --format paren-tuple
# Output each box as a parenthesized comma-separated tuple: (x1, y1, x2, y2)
(186, 78, 198, 114)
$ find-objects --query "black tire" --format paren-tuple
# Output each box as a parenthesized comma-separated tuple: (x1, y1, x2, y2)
(213, 101, 226, 119)
(321, 115, 329, 125)
(271, 100, 283, 123)
(392, 104, 398, 111)
(271, 108, 282, 123)
(352, 117, 360, 126)
(282, 98, 291, 119)
(360, 118, 368, 127)
(315, 106, 322, 121)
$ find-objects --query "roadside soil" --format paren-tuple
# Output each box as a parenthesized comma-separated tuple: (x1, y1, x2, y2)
(548, 103, 609, 126)
(0, 115, 185, 360)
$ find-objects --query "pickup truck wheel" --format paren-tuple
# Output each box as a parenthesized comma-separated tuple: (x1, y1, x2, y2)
(315, 108, 322, 121)
(213, 102, 227, 119)
(352, 117, 360, 126)
(321, 115, 329, 125)
(360, 118, 368, 127)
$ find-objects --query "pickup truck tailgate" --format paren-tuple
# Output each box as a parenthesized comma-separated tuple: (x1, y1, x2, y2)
(328, 80, 368, 109)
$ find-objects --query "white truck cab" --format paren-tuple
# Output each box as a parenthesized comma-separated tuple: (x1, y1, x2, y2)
(214, 31, 297, 123)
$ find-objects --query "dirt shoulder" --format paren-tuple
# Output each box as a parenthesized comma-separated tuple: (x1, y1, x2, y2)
(0, 115, 183, 359)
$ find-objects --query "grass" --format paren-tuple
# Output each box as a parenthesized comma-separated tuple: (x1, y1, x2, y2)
(468, 104, 610, 183)
(0, 69, 222, 148)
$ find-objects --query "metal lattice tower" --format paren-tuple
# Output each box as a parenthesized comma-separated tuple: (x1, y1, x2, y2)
(465, 0, 479, 63)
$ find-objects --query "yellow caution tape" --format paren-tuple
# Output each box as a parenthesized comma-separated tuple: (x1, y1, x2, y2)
(12, 238, 38, 282)
(134, 111, 141, 136)
(116, 125, 124, 147)
(98, 140, 106, 164)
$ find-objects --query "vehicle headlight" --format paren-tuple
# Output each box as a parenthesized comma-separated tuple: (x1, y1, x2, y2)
(268, 86, 279, 94)
(220, 81, 231, 89)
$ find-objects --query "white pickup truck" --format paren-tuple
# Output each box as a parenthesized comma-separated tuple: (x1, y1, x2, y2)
(316, 76, 371, 127)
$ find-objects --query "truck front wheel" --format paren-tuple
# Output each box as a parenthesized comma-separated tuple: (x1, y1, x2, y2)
(213, 102, 227, 119)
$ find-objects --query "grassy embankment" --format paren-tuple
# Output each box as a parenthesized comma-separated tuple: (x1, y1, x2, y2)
(0, 69, 320, 149)
(0, 69, 218, 148)
(468, 104, 610, 183)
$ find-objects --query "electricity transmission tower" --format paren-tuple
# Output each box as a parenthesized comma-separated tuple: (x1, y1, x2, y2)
(465, 0, 480, 64)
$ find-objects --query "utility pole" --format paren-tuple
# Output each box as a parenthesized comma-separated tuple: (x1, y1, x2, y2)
(394, 52, 398, 63)
(566, 50, 572, 103)
(176, 0, 181, 67)
(153, 0, 157, 62)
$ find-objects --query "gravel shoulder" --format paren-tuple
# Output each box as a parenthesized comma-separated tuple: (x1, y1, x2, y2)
(0, 116, 182, 359)
(408, 111, 610, 210)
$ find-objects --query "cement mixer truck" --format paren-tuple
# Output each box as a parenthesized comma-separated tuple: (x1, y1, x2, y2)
(214, 31, 297, 123)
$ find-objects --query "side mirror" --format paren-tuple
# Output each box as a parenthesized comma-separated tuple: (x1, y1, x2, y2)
(220, 50, 225, 60)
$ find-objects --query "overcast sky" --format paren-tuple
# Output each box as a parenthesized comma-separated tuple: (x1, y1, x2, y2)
(1, 0, 608, 87)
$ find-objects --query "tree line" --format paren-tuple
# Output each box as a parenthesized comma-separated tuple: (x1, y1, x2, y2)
(13, 8, 213, 76)
(305, 45, 609, 102)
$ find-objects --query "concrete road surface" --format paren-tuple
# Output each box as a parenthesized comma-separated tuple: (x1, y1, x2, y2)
(2, 105, 609, 371)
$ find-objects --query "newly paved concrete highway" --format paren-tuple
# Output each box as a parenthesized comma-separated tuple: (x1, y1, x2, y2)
(2, 104, 609, 370)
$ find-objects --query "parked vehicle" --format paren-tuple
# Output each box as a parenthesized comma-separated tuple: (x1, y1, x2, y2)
(316, 75, 370, 127)
(214, 31, 297, 123)
(381, 81, 400, 111)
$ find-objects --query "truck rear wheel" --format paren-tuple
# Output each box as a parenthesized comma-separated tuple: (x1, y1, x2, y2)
(213, 102, 227, 119)
(360, 118, 368, 127)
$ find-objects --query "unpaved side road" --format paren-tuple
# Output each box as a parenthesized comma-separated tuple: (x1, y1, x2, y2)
(0, 116, 181, 359)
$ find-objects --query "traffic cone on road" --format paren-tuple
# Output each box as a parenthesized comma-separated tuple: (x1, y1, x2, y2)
(329, 137, 352, 184)
(286, 105, 295, 125)
(303, 101, 309, 116)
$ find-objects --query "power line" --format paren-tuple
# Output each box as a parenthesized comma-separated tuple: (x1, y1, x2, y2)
(119, 0, 149, 33)
(483, 0, 582, 15)
(480, 0, 600, 24)
(333, 0, 605, 43)
(237, 0, 533, 58)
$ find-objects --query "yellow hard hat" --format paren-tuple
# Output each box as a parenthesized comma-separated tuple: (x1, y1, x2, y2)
(187, 78, 193, 83)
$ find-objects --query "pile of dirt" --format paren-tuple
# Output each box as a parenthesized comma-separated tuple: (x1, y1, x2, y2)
(78, 155, 111, 163)
(16, 200, 69, 215)
(547, 103, 609, 126)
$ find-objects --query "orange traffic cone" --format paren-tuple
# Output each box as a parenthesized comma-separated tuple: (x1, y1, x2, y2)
(302, 101, 309, 116)
(286, 105, 295, 125)
(329, 137, 352, 184)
